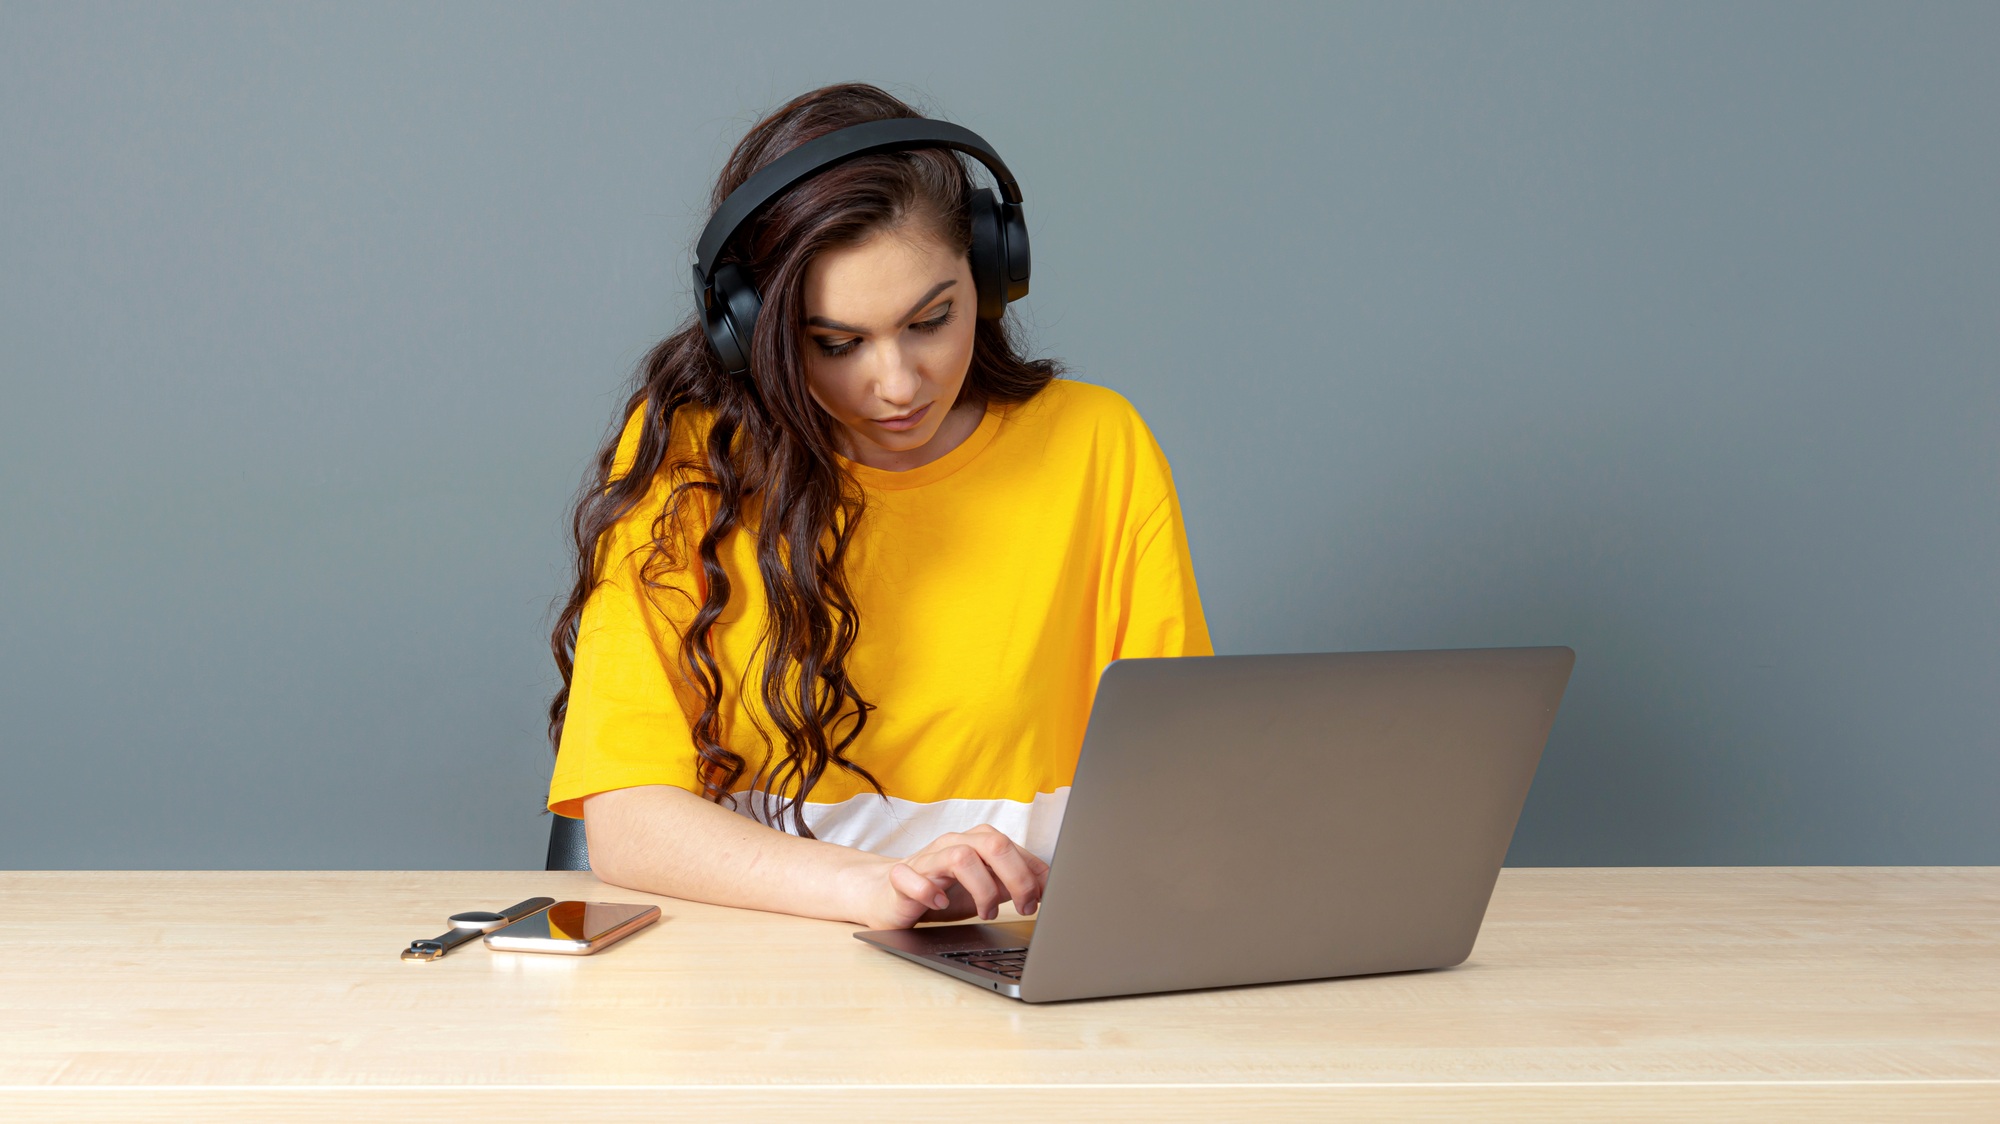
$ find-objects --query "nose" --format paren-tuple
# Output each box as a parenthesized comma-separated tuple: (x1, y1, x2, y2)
(865, 340, 922, 407)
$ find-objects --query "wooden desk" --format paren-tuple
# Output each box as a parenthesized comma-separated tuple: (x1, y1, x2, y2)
(2, 868, 1995, 1120)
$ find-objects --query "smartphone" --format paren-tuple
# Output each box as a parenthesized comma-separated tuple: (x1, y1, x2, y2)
(484, 900, 659, 955)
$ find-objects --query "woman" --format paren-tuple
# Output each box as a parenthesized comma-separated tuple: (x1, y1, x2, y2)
(546, 83, 1210, 931)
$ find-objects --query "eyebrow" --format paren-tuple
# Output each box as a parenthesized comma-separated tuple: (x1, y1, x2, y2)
(806, 279, 957, 334)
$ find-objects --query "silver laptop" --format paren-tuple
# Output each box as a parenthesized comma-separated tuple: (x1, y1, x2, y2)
(856, 646, 1574, 1002)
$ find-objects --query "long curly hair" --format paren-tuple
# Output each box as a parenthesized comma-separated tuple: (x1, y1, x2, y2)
(547, 84, 1061, 836)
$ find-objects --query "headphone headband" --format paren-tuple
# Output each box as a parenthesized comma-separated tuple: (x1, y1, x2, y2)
(692, 117, 1022, 284)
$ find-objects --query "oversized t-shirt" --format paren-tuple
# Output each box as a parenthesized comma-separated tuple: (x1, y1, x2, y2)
(546, 378, 1211, 860)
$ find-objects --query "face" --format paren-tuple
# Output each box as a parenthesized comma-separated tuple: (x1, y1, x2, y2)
(801, 222, 979, 472)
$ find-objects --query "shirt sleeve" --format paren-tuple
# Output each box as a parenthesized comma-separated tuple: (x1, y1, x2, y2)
(546, 408, 712, 818)
(1110, 413, 1214, 661)
(1114, 488, 1214, 660)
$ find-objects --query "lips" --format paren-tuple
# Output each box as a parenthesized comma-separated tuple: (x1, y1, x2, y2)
(873, 403, 931, 431)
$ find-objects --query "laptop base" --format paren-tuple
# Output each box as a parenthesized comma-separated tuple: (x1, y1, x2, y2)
(855, 921, 1034, 998)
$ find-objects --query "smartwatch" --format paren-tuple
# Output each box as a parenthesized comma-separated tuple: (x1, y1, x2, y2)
(401, 897, 556, 961)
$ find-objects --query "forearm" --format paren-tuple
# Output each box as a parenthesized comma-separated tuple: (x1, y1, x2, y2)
(580, 784, 884, 924)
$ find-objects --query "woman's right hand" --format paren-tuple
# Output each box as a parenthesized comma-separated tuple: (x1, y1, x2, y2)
(843, 824, 1050, 930)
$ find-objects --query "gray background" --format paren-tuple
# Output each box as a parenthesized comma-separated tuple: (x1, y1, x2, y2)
(3, 1, 1994, 869)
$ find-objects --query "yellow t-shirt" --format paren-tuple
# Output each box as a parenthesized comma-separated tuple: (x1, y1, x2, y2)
(546, 378, 1212, 859)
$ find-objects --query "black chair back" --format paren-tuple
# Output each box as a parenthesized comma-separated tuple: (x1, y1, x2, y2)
(545, 814, 590, 871)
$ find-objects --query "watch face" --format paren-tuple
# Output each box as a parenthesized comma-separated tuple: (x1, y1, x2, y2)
(448, 910, 508, 931)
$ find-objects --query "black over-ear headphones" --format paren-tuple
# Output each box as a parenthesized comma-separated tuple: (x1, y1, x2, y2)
(692, 117, 1031, 377)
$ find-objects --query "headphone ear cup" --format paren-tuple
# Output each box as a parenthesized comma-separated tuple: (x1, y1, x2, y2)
(967, 188, 1007, 319)
(701, 261, 761, 375)
(999, 200, 1030, 303)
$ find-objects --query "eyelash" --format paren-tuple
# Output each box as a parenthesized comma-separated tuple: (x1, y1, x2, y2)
(815, 307, 955, 358)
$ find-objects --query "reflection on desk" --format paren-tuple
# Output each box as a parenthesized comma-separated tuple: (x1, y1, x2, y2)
(2, 867, 1996, 1121)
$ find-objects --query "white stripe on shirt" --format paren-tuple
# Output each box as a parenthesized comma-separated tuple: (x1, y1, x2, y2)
(722, 786, 1070, 863)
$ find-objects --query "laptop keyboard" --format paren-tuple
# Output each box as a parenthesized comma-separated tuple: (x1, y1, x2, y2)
(939, 946, 1029, 980)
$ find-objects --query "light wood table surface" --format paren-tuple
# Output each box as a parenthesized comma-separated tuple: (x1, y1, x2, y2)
(2, 867, 1995, 1121)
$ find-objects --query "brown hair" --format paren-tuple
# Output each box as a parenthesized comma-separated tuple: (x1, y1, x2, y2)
(547, 83, 1062, 835)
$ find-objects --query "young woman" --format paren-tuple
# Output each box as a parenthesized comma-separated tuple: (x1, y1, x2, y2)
(546, 84, 1210, 931)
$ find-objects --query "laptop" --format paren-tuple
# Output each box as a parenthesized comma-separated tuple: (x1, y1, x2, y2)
(855, 646, 1574, 1002)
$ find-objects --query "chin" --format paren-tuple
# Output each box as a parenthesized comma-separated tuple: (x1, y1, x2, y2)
(869, 418, 946, 451)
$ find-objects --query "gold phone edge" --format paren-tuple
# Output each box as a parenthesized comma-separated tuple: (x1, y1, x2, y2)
(485, 904, 660, 955)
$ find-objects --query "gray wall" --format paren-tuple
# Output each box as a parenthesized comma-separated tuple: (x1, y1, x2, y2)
(3, 1, 1994, 869)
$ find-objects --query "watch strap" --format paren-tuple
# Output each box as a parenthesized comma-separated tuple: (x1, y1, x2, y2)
(401, 897, 556, 962)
